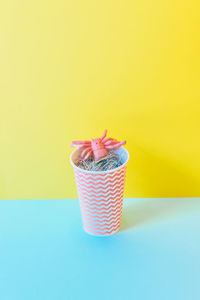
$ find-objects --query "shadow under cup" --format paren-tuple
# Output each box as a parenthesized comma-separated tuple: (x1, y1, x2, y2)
(70, 147, 129, 236)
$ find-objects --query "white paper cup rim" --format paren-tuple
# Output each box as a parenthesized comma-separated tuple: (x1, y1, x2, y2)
(70, 146, 129, 174)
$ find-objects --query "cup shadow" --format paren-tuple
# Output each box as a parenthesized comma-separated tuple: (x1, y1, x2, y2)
(120, 197, 199, 231)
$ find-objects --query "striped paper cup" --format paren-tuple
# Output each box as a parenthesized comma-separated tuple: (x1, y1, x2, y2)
(70, 147, 129, 236)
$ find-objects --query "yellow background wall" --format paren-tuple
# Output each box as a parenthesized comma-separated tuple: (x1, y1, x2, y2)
(0, 0, 200, 199)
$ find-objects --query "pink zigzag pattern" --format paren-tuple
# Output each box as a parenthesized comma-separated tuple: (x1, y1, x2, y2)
(81, 202, 122, 211)
(74, 169, 125, 181)
(75, 169, 125, 180)
(83, 220, 121, 230)
(78, 190, 124, 198)
(83, 213, 122, 223)
(75, 162, 126, 235)
(75, 181, 125, 192)
(74, 177, 125, 187)
(83, 223, 121, 235)
(83, 212, 122, 224)
(77, 193, 124, 203)
(81, 207, 122, 217)
(79, 199, 123, 206)
(75, 167, 126, 177)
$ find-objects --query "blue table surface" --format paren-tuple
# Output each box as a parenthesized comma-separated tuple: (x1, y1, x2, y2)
(0, 198, 199, 300)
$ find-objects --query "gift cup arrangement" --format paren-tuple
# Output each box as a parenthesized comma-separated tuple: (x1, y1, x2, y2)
(70, 130, 129, 236)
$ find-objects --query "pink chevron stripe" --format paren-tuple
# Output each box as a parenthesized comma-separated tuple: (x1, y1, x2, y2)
(81, 200, 122, 209)
(76, 179, 125, 186)
(84, 223, 120, 232)
(75, 170, 125, 180)
(76, 168, 121, 175)
(79, 195, 124, 205)
(74, 169, 125, 180)
(81, 195, 123, 202)
(75, 173, 125, 182)
(75, 169, 126, 180)
(79, 199, 123, 206)
(81, 209, 122, 219)
(77, 189, 124, 198)
(80, 203, 123, 214)
(77, 193, 124, 202)
(77, 183, 124, 194)
(76, 178, 125, 184)
(75, 176, 125, 182)
(81, 204, 122, 214)
(81, 205, 122, 214)
(77, 182, 125, 189)
(74, 176, 125, 186)
(83, 223, 121, 235)
(76, 184, 124, 192)
(81, 202, 122, 210)
(75, 167, 126, 177)
(77, 181, 125, 189)
(83, 216, 121, 226)
(81, 207, 122, 217)
(76, 181, 125, 189)
(83, 213, 122, 223)
(79, 196, 124, 203)
(79, 209, 122, 221)
(78, 186, 124, 193)
(77, 183, 125, 193)
(83, 220, 121, 230)
(79, 197, 122, 207)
